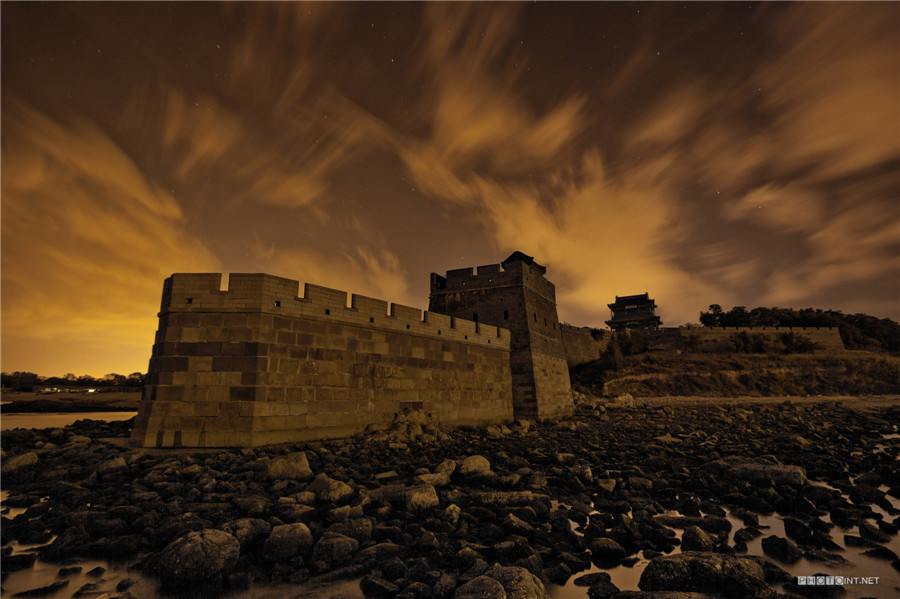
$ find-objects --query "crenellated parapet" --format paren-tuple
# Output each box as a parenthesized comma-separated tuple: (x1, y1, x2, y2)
(132, 272, 514, 448)
(162, 273, 509, 349)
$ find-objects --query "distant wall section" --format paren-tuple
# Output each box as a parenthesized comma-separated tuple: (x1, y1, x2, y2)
(560, 324, 611, 367)
(132, 273, 512, 448)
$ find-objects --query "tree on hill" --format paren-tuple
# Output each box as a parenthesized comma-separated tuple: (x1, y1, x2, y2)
(699, 305, 900, 354)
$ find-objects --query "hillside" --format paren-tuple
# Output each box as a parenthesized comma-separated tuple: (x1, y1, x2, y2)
(570, 350, 900, 398)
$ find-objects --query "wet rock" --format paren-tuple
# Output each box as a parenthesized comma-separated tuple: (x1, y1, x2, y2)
(761, 535, 802, 564)
(310, 532, 359, 573)
(681, 526, 715, 552)
(859, 521, 891, 544)
(11, 580, 69, 597)
(459, 455, 491, 477)
(360, 575, 400, 598)
(326, 517, 373, 544)
(639, 552, 776, 599)
(224, 518, 271, 551)
(863, 545, 900, 562)
(263, 522, 313, 562)
(4, 552, 37, 571)
(715, 459, 808, 487)
(585, 575, 620, 599)
(97, 457, 127, 474)
(454, 575, 507, 599)
(268, 452, 313, 481)
(73, 582, 103, 597)
(151, 529, 239, 588)
(401, 484, 439, 513)
(307, 473, 355, 505)
(354, 541, 404, 564)
(590, 537, 627, 567)
(485, 564, 547, 599)
(2, 452, 39, 475)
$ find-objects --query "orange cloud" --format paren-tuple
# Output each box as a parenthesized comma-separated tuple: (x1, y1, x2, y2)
(1, 98, 220, 375)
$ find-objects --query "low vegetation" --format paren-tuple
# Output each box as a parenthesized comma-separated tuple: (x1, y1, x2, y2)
(571, 329, 900, 398)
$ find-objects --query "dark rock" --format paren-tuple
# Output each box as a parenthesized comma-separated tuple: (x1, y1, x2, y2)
(590, 537, 627, 567)
(681, 526, 715, 552)
(3, 452, 39, 476)
(267, 452, 313, 481)
(587, 577, 621, 599)
(11, 580, 68, 597)
(843, 534, 879, 548)
(863, 545, 900, 562)
(458, 455, 491, 477)
(3, 552, 36, 572)
(360, 575, 400, 599)
(310, 532, 359, 573)
(86, 566, 105, 577)
(761, 535, 802, 564)
(453, 575, 506, 599)
(573, 572, 612, 587)
(484, 565, 547, 599)
(224, 517, 271, 551)
(859, 521, 890, 544)
(152, 529, 239, 588)
(263, 522, 313, 561)
(307, 473, 355, 505)
(72, 582, 102, 597)
(638, 552, 776, 598)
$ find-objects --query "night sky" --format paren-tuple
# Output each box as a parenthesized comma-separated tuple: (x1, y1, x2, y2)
(2, 2, 898, 377)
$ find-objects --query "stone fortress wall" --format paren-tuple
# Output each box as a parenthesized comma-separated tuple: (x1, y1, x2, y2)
(132, 273, 512, 448)
(428, 253, 574, 420)
(559, 324, 612, 367)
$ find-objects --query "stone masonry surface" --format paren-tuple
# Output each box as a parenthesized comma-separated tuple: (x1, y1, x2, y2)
(429, 253, 574, 421)
(132, 273, 513, 448)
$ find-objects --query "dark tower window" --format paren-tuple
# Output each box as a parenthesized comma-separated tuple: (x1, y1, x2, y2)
(544, 318, 547, 326)
(534, 313, 537, 322)
(472, 313, 478, 322)
(504, 310, 508, 320)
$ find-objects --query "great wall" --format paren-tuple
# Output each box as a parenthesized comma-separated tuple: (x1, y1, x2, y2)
(132, 252, 844, 447)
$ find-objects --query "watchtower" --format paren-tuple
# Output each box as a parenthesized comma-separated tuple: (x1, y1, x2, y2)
(605, 293, 662, 331)
(429, 251, 573, 420)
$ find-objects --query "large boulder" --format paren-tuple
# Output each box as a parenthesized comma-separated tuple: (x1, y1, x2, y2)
(681, 526, 715, 552)
(485, 565, 547, 599)
(309, 532, 359, 573)
(459, 455, 491, 477)
(761, 535, 802, 564)
(152, 529, 239, 588)
(455, 575, 507, 599)
(402, 484, 439, 513)
(224, 518, 271, 552)
(2, 452, 38, 475)
(267, 452, 313, 481)
(638, 552, 777, 599)
(306, 473, 354, 505)
(590, 537, 627, 567)
(262, 522, 313, 562)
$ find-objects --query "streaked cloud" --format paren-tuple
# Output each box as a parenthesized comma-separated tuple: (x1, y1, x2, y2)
(1, 98, 219, 374)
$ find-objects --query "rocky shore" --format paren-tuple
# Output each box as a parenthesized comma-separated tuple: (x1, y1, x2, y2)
(2, 396, 899, 599)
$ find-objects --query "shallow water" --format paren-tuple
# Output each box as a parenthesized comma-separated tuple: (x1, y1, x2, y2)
(2, 424, 898, 598)
(0, 411, 137, 431)
(548, 480, 900, 599)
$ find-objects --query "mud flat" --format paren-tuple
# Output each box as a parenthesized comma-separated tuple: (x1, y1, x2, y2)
(1, 396, 898, 598)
